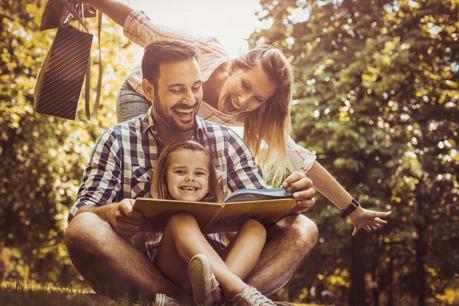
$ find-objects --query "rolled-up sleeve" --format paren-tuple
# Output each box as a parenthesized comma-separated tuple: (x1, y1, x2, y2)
(226, 129, 265, 191)
(68, 129, 122, 223)
(286, 135, 317, 174)
(123, 10, 203, 48)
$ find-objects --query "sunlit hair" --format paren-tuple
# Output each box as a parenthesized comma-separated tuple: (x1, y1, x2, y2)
(231, 46, 293, 186)
(142, 40, 199, 90)
(151, 141, 223, 202)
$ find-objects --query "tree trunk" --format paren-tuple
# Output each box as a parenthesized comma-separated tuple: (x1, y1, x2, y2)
(350, 231, 369, 306)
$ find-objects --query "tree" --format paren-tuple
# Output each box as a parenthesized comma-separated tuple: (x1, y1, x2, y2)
(0, 0, 137, 285)
(250, 0, 458, 304)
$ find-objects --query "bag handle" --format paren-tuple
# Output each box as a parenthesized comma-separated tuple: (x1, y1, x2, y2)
(84, 11, 102, 120)
(63, 1, 102, 120)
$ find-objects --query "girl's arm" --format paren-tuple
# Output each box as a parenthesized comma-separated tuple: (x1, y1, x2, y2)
(287, 136, 390, 235)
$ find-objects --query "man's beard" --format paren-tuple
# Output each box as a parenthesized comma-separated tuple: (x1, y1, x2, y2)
(154, 91, 198, 132)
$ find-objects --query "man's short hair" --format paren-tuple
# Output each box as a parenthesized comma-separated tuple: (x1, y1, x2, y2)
(142, 41, 199, 89)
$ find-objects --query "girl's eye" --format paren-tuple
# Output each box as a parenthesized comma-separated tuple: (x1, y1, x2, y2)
(174, 170, 185, 175)
(195, 171, 206, 176)
(192, 82, 202, 91)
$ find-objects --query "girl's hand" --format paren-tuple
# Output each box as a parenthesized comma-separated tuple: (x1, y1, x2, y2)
(349, 207, 391, 236)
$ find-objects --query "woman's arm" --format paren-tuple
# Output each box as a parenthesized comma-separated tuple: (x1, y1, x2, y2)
(286, 136, 390, 235)
(79, 0, 133, 26)
(306, 161, 353, 209)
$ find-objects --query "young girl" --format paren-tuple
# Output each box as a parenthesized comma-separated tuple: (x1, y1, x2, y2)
(150, 140, 276, 306)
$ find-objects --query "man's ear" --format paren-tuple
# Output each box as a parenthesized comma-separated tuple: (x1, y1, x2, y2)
(141, 79, 155, 103)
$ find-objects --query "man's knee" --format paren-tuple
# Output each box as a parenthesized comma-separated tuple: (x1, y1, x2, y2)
(281, 214, 319, 250)
(64, 212, 113, 255)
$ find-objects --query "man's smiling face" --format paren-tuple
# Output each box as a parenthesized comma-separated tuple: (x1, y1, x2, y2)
(151, 58, 203, 132)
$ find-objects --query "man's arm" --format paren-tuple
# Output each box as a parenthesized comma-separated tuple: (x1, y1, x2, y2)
(69, 128, 143, 237)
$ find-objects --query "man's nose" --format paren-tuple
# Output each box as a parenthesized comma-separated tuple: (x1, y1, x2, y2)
(182, 88, 196, 105)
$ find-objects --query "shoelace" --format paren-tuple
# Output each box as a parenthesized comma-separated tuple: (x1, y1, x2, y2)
(241, 286, 276, 306)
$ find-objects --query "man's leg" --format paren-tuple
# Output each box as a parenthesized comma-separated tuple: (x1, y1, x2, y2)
(245, 214, 319, 296)
(64, 212, 191, 303)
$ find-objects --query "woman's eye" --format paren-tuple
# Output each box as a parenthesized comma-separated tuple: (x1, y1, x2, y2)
(255, 96, 265, 103)
(241, 80, 250, 90)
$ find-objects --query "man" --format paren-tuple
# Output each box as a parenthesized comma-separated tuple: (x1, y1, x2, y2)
(64, 41, 318, 305)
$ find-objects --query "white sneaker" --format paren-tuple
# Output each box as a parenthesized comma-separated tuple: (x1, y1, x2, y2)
(227, 286, 276, 306)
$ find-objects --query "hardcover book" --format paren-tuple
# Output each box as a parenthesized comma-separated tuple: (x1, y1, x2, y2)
(134, 188, 296, 232)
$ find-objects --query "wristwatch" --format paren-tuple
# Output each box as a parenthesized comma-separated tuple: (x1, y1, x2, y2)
(340, 198, 360, 218)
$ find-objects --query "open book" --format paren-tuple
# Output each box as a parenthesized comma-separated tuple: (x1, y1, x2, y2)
(134, 188, 296, 233)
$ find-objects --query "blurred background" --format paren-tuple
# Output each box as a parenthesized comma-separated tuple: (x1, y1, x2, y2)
(0, 0, 458, 305)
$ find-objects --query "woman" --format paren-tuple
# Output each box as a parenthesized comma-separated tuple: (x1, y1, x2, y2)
(80, 0, 390, 235)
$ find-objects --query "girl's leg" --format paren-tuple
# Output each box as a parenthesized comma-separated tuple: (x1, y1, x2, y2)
(223, 219, 267, 279)
(156, 213, 246, 297)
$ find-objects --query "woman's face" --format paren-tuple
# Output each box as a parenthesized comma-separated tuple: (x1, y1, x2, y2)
(218, 64, 277, 116)
(166, 149, 210, 202)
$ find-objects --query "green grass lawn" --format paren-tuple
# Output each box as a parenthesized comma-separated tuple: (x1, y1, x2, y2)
(0, 281, 317, 306)
(0, 281, 149, 306)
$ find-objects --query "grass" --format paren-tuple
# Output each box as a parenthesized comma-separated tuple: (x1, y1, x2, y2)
(0, 281, 318, 306)
(0, 281, 147, 306)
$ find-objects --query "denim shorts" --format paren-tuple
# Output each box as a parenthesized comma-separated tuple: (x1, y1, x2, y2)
(116, 81, 151, 122)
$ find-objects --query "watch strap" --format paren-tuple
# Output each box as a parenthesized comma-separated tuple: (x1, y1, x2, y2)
(340, 198, 360, 218)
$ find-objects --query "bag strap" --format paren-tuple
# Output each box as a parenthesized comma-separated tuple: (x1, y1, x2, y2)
(63, 1, 102, 120)
(84, 11, 103, 120)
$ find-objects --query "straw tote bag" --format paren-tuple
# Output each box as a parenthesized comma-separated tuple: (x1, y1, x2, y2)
(34, 0, 102, 120)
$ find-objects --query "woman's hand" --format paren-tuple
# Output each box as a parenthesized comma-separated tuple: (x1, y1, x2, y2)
(349, 207, 391, 236)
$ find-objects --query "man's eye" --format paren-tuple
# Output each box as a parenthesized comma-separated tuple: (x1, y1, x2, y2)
(170, 87, 182, 93)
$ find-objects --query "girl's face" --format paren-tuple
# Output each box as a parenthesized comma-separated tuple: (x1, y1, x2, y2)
(217, 64, 276, 116)
(166, 149, 210, 202)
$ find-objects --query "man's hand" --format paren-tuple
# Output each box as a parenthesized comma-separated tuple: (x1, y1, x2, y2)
(349, 207, 391, 236)
(107, 199, 144, 238)
(282, 171, 315, 214)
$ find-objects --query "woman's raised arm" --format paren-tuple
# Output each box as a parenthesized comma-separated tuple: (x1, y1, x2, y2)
(77, 0, 133, 26)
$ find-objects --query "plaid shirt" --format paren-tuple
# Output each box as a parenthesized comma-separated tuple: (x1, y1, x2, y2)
(69, 108, 265, 221)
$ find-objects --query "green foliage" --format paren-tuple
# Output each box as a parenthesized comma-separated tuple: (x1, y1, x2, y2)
(251, 0, 458, 305)
(0, 0, 137, 285)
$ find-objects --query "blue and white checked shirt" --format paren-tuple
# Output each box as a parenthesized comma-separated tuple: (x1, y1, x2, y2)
(69, 108, 265, 222)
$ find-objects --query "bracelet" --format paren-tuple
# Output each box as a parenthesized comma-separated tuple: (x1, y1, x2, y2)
(340, 198, 360, 218)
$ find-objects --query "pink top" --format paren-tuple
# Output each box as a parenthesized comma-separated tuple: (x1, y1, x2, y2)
(123, 10, 316, 173)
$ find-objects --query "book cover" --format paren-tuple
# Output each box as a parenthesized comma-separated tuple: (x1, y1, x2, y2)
(134, 188, 296, 232)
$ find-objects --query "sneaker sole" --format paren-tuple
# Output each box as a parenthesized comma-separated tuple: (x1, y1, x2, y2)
(188, 254, 212, 306)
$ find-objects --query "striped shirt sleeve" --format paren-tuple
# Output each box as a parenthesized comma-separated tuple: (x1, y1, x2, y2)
(68, 128, 123, 222)
(225, 128, 265, 191)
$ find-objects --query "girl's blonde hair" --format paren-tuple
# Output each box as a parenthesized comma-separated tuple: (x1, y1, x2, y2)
(151, 140, 223, 202)
(231, 46, 293, 186)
